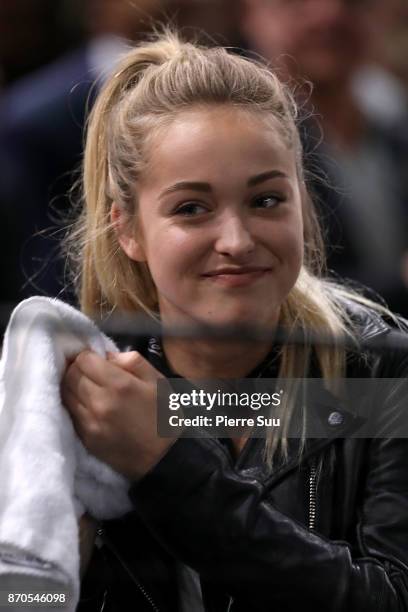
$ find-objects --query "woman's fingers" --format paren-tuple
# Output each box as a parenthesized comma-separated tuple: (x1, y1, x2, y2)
(71, 349, 161, 387)
(61, 384, 89, 425)
(60, 348, 174, 478)
(106, 350, 163, 382)
(73, 350, 117, 387)
(62, 358, 101, 405)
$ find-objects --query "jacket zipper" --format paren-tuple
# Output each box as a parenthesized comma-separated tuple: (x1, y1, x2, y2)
(96, 527, 161, 612)
(308, 458, 317, 531)
(227, 457, 317, 611)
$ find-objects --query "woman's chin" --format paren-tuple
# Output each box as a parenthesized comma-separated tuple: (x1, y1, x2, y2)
(159, 301, 280, 334)
(198, 307, 278, 330)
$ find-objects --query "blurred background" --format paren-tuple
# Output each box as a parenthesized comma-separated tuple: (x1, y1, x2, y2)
(0, 0, 407, 317)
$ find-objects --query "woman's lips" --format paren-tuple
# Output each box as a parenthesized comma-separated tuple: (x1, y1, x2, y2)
(203, 268, 272, 287)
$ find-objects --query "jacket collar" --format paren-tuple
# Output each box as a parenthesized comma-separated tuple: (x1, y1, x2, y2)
(234, 385, 366, 488)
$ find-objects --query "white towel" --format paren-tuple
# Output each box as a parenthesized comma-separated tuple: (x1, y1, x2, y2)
(0, 297, 133, 611)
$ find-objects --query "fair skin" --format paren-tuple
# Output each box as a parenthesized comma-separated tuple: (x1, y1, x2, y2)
(240, 0, 374, 87)
(240, 0, 378, 150)
(62, 106, 304, 480)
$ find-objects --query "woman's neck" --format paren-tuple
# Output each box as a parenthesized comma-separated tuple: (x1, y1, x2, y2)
(162, 337, 273, 379)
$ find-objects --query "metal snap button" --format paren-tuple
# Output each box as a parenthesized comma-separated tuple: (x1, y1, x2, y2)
(328, 411, 344, 426)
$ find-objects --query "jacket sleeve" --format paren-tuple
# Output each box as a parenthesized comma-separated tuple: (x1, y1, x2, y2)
(128, 432, 408, 612)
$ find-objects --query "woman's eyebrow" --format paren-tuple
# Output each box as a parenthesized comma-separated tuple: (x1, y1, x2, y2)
(159, 170, 288, 199)
(159, 182, 212, 199)
(247, 170, 288, 187)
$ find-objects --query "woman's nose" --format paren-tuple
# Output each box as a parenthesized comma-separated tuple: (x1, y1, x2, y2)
(214, 215, 256, 258)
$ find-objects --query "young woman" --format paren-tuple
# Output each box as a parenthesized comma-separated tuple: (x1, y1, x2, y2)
(62, 32, 408, 612)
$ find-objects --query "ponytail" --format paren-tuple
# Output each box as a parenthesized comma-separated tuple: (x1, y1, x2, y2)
(79, 32, 188, 315)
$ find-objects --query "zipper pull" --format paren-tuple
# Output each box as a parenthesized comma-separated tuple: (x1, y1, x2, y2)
(95, 526, 104, 549)
(308, 458, 317, 531)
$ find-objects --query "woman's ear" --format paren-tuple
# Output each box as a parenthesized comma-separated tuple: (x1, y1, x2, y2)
(110, 202, 146, 262)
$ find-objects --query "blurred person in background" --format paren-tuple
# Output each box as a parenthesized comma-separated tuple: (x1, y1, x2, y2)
(0, 0, 82, 88)
(0, 0, 245, 307)
(163, 0, 241, 45)
(369, 0, 408, 95)
(352, 0, 408, 128)
(0, 0, 161, 304)
(240, 0, 408, 315)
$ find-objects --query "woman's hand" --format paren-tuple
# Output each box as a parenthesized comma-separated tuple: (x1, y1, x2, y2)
(61, 350, 177, 481)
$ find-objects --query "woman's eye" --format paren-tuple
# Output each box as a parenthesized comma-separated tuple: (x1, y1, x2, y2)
(174, 202, 208, 216)
(252, 194, 283, 209)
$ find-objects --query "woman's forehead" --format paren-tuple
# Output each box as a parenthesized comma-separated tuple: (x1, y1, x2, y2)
(141, 106, 298, 185)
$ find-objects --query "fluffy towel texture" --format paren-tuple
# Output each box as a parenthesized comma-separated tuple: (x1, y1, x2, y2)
(0, 297, 133, 611)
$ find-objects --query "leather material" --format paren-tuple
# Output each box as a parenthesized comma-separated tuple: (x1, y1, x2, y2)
(79, 301, 408, 611)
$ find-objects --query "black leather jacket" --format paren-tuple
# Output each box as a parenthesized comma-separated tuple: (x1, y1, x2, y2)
(78, 303, 408, 612)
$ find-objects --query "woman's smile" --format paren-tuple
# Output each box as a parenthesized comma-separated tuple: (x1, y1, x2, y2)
(202, 266, 273, 288)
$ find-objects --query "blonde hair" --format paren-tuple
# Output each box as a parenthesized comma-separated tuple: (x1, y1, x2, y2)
(67, 30, 364, 463)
